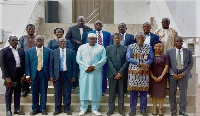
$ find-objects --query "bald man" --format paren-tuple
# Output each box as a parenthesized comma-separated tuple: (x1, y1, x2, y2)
(25, 35, 51, 115)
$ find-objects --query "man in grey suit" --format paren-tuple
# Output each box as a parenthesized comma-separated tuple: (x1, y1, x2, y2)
(106, 33, 128, 116)
(166, 36, 193, 116)
(50, 38, 76, 115)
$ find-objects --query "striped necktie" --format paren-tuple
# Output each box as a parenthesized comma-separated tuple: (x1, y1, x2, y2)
(97, 31, 103, 45)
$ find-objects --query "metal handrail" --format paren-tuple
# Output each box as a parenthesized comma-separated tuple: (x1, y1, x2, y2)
(22, 0, 40, 36)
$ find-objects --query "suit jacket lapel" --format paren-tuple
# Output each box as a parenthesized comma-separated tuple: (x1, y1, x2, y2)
(182, 48, 186, 66)
(7, 47, 15, 61)
(66, 49, 69, 67)
(172, 48, 177, 68)
(124, 34, 128, 45)
(75, 25, 81, 40)
(43, 47, 46, 63)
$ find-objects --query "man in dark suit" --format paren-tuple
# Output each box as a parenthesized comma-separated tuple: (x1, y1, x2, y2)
(166, 36, 193, 116)
(106, 33, 128, 116)
(65, 16, 92, 91)
(1, 36, 25, 116)
(86, 20, 111, 96)
(50, 38, 76, 115)
(142, 22, 159, 46)
(25, 35, 51, 115)
(110, 23, 136, 46)
(65, 16, 92, 52)
(110, 23, 135, 96)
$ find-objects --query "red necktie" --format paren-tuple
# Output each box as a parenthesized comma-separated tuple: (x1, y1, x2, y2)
(97, 31, 103, 45)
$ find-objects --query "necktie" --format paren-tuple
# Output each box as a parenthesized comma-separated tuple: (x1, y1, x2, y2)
(60, 49, 64, 71)
(97, 31, 103, 45)
(120, 34, 124, 45)
(37, 48, 42, 71)
(177, 49, 182, 69)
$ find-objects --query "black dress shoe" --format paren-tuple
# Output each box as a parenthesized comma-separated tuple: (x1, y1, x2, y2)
(179, 111, 189, 116)
(14, 110, 25, 115)
(30, 111, 39, 115)
(53, 111, 61, 115)
(65, 110, 72, 115)
(6, 111, 12, 116)
(106, 111, 114, 116)
(102, 93, 105, 96)
(128, 111, 136, 116)
(118, 111, 125, 116)
(41, 110, 48, 115)
(140, 111, 149, 116)
(171, 112, 177, 116)
(22, 91, 29, 97)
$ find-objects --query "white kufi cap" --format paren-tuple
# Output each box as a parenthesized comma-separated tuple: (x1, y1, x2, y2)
(88, 33, 97, 38)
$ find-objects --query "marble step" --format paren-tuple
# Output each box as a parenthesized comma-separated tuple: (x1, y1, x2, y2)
(0, 112, 196, 116)
(0, 103, 196, 113)
(29, 86, 180, 96)
(0, 94, 195, 106)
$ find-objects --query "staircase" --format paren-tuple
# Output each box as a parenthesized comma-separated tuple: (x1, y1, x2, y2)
(0, 21, 196, 115)
(0, 81, 196, 116)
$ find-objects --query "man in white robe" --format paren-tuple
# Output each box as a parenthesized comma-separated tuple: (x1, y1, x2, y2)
(76, 33, 107, 116)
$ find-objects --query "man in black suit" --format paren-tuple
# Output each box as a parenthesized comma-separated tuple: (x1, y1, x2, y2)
(142, 22, 159, 46)
(106, 33, 129, 116)
(50, 38, 77, 115)
(1, 36, 25, 116)
(65, 16, 92, 52)
(65, 16, 92, 91)
(110, 23, 135, 96)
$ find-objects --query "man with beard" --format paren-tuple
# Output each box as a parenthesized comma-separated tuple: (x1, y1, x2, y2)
(18, 24, 36, 97)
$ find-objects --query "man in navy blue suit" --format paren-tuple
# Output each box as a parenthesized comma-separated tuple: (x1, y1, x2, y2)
(110, 23, 136, 96)
(1, 36, 25, 116)
(25, 35, 51, 115)
(110, 23, 136, 46)
(86, 20, 111, 96)
(50, 38, 77, 115)
(142, 22, 159, 46)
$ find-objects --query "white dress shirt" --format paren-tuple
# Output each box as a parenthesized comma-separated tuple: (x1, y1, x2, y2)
(144, 33, 151, 45)
(10, 46, 21, 67)
(121, 33, 126, 41)
(36, 46, 43, 67)
(176, 48, 183, 68)
(96, 30, 104, 45)
(60, 48, 67, 71)
(79, 28, 83, 40)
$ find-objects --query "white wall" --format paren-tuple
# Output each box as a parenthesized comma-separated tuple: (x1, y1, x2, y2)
(47, 0, 72, 23)
(2, 0, 38, 39)
(165, 0, 198, 37)
(114, 0, 150, 24)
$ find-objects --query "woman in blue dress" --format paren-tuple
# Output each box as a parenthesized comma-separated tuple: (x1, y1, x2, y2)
(47, 28, 72, 50)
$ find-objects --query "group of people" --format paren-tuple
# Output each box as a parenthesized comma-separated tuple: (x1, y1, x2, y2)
(0, 16, 193, 116)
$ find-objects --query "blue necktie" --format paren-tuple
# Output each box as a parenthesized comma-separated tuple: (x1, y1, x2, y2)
(60, 49, 64, 71)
